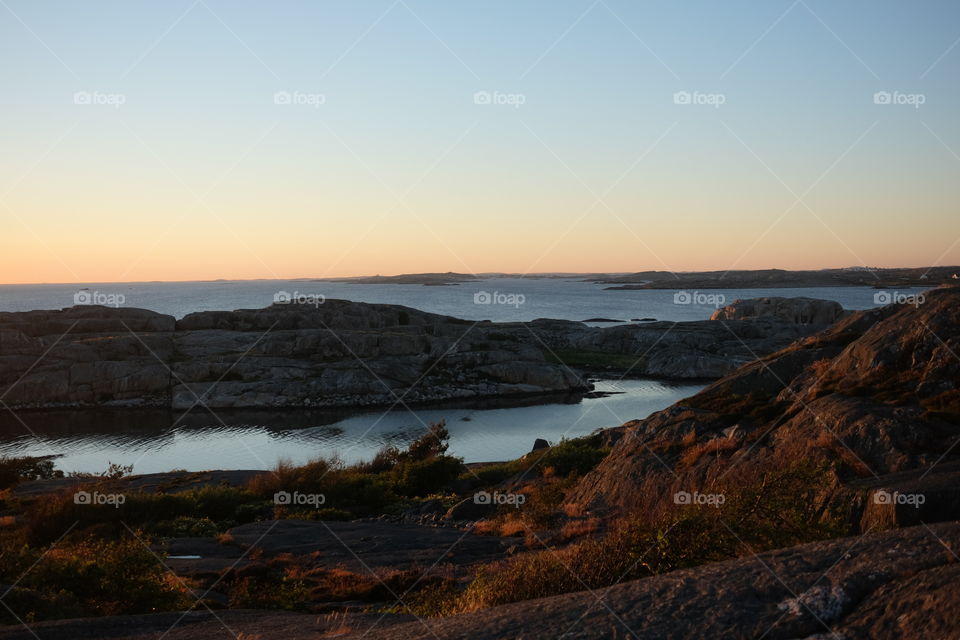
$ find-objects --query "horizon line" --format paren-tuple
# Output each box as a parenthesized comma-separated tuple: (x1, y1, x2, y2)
(3, 264, 959, 287)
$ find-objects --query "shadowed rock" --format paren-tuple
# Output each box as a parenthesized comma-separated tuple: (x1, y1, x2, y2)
(3, 522, 958, 639)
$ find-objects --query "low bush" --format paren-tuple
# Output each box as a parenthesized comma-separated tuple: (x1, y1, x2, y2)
(0, 535, 190, 622)
(392, 456, 464, 497)
(519, 436, 608, 478)
(23, 484, 265, 545)
(0, 455, 63, 489)
(250, 421, 464, 515)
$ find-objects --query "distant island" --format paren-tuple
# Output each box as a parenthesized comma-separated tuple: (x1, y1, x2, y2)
(315, 267, 960, 289)
(594, 266, 960, 289)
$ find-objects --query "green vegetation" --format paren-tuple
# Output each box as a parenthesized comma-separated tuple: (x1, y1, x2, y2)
(0, 454, 63, 489)
(520, 435, 609, 478)
(250, 420, 465, 511)
(23, 483, 266, 545)
(0, 536, 190, 623)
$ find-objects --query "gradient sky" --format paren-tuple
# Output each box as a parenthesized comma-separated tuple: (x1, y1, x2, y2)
(1, 0, 959, 284)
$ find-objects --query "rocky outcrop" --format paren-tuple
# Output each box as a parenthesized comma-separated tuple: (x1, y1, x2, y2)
(0, 301, 587, 410)
(566, 286, 960, 525)
(710, 296, 847, 325)
(0, 297, 842, 410)
(529, 313, 829, 378)
(3, 521, 959, 639)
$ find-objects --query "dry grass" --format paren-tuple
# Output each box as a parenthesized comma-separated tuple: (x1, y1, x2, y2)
(559, 517, 601, 541)
(679, 436, 739, 468)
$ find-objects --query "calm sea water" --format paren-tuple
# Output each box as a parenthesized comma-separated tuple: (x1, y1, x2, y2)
(0, 277, 884, 323)
(1, 380, 702, 474)
(0, 278, 886, 473)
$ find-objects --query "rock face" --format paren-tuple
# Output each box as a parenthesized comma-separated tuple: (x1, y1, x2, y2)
(529, 313, 829, 379)
(710, 296, 847, 325)
(0, 297, 843, 410)
(566, 285, 960, 526)
(3, 522, 958, 639)
(0, 301, 587, 410)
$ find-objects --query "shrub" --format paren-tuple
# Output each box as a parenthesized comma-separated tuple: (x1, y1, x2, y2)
(23, 484, 264, 545)
(461, 461, 520, 486)
(405, 421, 450, 462)
(392, 456, 464, 497)
(9, 536, 190, 619)
(0, 455, 63, 489)
(521, 437, 608, 478)
(151, 516, 221, 537)
(249, 421, 462, 515)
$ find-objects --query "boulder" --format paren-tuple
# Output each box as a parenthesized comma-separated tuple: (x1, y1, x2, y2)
(710, 296, 846, 325)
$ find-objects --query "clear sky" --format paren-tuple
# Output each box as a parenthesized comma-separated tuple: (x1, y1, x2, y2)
(1, 0, 959, 284)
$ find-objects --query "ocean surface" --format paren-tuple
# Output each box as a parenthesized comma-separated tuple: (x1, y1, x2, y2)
(0, 278, 890, 473)
(0, 277, 885, 323)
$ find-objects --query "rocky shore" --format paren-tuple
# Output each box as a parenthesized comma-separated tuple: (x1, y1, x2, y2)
(0, 297, 840, 410)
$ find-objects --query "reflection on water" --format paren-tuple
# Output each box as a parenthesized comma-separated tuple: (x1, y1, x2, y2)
(0, 380, 704, 474)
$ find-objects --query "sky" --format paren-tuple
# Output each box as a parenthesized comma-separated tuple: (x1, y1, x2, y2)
(1, 0, 959, 284)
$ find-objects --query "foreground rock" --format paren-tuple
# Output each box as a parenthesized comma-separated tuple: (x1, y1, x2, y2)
(3, 522, 958, 639)
(0, 297, 841, 409)
(567, 285, 960, 525)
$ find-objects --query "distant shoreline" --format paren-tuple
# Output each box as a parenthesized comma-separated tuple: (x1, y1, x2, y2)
(2, 265, 957, 288)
